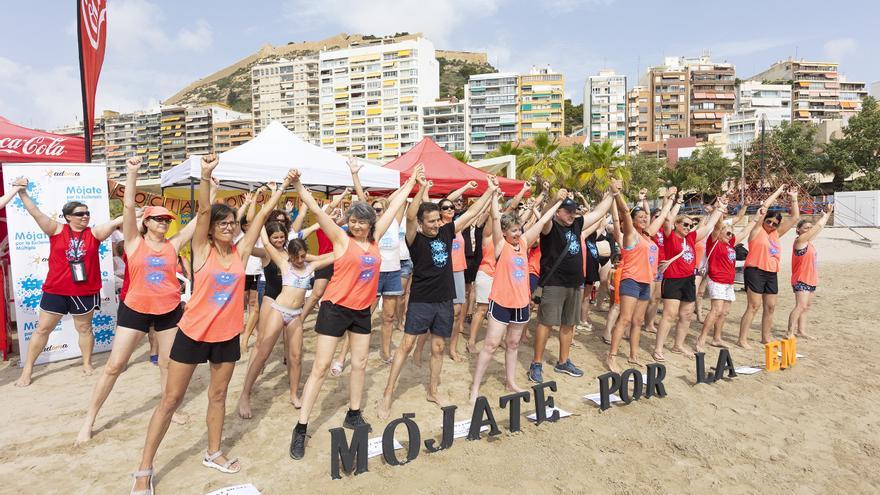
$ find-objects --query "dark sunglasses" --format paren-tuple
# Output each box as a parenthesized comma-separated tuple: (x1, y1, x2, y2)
(68, 211, 90, 217)
(149, 217, 174, 224)
(764, 219, 779, 227)
(373, 207, 384, 213)
(440, 205, 455, 211)
(680, 222, 694, 228)
(725, 231, 734, 237)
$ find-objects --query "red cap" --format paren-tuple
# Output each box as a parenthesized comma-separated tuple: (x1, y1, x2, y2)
(141, 206, 177, 220)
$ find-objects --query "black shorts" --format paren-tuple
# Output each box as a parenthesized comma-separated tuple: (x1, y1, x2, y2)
(404, 300, 454, 338)
(169, 330, 240, 364)
(488, 300, 530, 324)
(464, 256, 480, 284)
(39, 292, 100, 316)
(744, 267, 778, 295)
(117, 301, 183, 332)
(315, 300, 371, 337)
(661, 275, 696, 302)
(244, 274, 260, 291)
(314, 264, 334, 281)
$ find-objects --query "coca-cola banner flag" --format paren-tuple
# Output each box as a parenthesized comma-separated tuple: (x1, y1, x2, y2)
(0, 116, 86, 163)
(77, 0, 107, 160)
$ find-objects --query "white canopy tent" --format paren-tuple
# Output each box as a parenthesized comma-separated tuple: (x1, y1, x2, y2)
(160, 121, 400, 194)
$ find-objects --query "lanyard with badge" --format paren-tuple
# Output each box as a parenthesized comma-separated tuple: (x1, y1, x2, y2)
(68, 225, 88, 283)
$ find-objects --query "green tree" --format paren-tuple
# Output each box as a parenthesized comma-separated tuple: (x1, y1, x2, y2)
(451, 150, 471, 163)
(673, 146, 739, 196)
(564, 99, 583, 135)
(747, 120, 819, 184)
(623, 154, 665, 198)
(822, 97, 880, 190)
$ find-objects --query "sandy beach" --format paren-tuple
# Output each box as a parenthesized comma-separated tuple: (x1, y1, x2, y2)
(2, 227, 879, 494)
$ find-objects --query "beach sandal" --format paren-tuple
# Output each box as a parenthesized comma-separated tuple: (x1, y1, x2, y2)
(130, 468, 153, 495)
(381, 354, 394, 365)
(202, 450, 241, 474)
(652, 351, 666, 362)
(329, 361, 344, 377)
(602, 336, 612, 345)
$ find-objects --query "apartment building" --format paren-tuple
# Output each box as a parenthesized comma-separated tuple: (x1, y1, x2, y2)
(160, 106, 187, 169)
(213, 118, 254, 153)
(421, 98, 467, 153)
(647, 61, 689, 142)
(688, 60, 736, 141)
(584, 69, 627, 148)
(518, 66, 564, 141)
(466, 72, 519, 159)
(318, 38, 440, 160)
(724, 81, 791, 150)
(749, 59, 867, 123)
(626, 85, 650, 154)
(251, 56, 320, 142)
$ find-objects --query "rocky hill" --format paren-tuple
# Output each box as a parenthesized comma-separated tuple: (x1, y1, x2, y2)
(165, 33, 496, 113)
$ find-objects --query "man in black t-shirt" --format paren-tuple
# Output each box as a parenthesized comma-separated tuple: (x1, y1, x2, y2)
(528, 179, 622, 382)
(378, 172, 498, 420)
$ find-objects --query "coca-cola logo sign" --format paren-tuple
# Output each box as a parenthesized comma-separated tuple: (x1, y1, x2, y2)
(0, 137, 69, 157)
(81, 0, 107, 50)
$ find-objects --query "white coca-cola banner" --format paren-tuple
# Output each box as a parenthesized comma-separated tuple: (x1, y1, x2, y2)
(3, 163, 117, 366)
(0, 137, 75, 159)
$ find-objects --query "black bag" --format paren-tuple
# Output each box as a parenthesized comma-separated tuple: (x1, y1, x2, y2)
(734, 243, 748, 261)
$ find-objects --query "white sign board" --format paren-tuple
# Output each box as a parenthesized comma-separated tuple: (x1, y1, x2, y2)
(4, 163, 117, 365)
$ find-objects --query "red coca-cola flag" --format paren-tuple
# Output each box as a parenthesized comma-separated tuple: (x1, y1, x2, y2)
(77, 0, 107, 161)
(0, 116, 86, 162)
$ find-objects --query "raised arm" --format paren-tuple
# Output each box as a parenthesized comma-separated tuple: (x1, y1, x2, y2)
(761, 184, 786, 212)
(777, 188, 800, 237)
(664, 191, 684, 235)
(524, 193, 564, 247)
(348, 157, 369, 203)
(614, 192, 636, 247)
(645, 187, 676, 237)
(729, 200, 748, 226)
(238, 178, 288, 262)
(541, 188, 568, 235)
(581, 179, 623, 227)
(122, 157, 143, 251)
(375, 165, 422, 240)
(323, 187, 351, 213)
(11, 178, 59, 235)
(405, 175, 431, 245)
(794, 204, 832, 248)
(736, 206, 765, 240)
(292, 171, 347, 247)
(92, 216, 124, 242)
(447, 180, 478, 202)
(695, 197, 727, 242)
(191, 155, 220, 264)
(454, 177, 496, 233)
(259, 226, 289, 269)
(503, 181, 531, 214)
(0, 181, 24, 209)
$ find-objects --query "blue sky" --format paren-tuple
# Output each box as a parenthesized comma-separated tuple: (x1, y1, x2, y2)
(1, 0, 877, 130)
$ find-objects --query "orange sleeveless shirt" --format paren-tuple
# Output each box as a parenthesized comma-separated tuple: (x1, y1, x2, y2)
(745, 228, 781, 272)
(451, 232, 466, 272)
(124, 238, 181, 314)
(620, 234, 656, 285)
(791, 241, 818, 286)
(528, 244, 541, 276)
(489, 238, 530, 308)
(478, 238, 496, 277)
(178, 246, 245, 343)
(322, 239, 381, 310)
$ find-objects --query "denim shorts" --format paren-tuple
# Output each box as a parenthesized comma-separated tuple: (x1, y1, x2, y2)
(377, 270, 404, 296)
(399, 259, 413, 279)
(619, 278, 651, 301)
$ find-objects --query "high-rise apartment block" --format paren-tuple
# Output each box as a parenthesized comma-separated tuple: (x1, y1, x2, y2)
(160, 106, 187, 169)
(421, 98, 467, 153)
(626, 86, 650, 154)
(749, 60, 867, 123)
(724, 81, 791, 150)
(213, 118, 254, 154)
(466, 72, 519, 159)
(518, 66, 564, 141)
(647, 61, 689, 142)
(584, 70, 627, 148)
(318, 38, 440, 160)
(251, 56, 320, 142)
(688, 60, 736, 141)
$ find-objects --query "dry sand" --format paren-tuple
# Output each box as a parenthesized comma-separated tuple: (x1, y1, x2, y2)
(2, 227, 879, 494)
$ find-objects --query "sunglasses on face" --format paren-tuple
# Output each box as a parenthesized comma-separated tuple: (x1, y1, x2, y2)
(149, 217, 173, 224)
(69, 211, 90, 217)
(764, 219, 779, 227)
(373, 207, 384, 213)
(725, 231, 734, 237)
(440, 205, 455, 211)
(680, 222, 694, 229)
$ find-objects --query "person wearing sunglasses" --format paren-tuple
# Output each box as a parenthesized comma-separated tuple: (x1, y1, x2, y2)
(787, 204, 833, 340)
(694, 207, 763, 353)
(738, 185, 799, 348)
(653, 194, 726, 362)
(11, 178, 123, 387)
(130, 156, 288, 493)
(77, 157, 204, 445)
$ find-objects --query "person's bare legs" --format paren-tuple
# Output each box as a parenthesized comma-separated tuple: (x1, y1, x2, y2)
(241, 289, 259, 356)
(379, 295, 398, 361)
(466, 303, 488, 353)
(653, 299, 681, 360)
(628, 299, 649, 365)
(297, 334, 340, 425)
(378, 333, 418, 420)
(286, 317, 305, 407)
(412, 333, 428, 367)
(238, 309, 284, 418)
(694, 275, 706, 322)
(301, 278, 328, 319)
(449, 302, 464, 362)
(503, 323, 527, 393)
(72, 311, 97, 375)
(711, 301, 731, 345)
(333, 334, 351, 372)
(16, 311, 64, 386)
(605, 295, 638, 373)
(760, 293, 778, 344)
(469, 318, 506, 403)
(696, 299, 725, 353)
(206, 361, 238, 469)
(737, 289, 762, 349)
(597, 264, 612, 312)
(605, 303, 620, 343)
(427, 335, 452, 407)
(152, 329, 189, 425)
(132, 360, 197, 492)
(580, 283, 593, 325)
(148, 329, 158, 359)
(77, 326, 144, 444)
(671, 301, 696, 357)
(396, 274, 412, 329)
(788, 291, 815, 339)
(347, 332, 372, 412)
(645, 281, 661, 333)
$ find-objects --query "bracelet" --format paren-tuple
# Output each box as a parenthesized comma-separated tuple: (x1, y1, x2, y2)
(201, 175, 211, 181)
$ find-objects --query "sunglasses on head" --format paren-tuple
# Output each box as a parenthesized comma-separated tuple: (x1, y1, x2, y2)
(764, 219, 779, 227)
(440, 205, 455, 211)
(68, 211, 90, 217)
(149, 216, 173, 224)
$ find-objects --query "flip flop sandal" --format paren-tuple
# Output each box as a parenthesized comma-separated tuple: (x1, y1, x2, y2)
(329, 361, 344, 377)
(652, 352, 666, 362)
(130, 468, 154, 495)
(381, 355, 394, 365)
(203, 451, 241, 474)
(602, 336, 612, 345)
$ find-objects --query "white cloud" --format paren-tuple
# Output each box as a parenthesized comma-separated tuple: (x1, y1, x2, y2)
(708, 37, 796, 59)
(176, 19, 213, 52)
(285, 0, 503, 45)
(823, 38, 858, 61)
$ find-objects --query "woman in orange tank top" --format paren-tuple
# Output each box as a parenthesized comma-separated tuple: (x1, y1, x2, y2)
(787, 204, 832, 340)
(469, 186, 563, 403)
(79, 158, 204, 446)
(131, 156, 289, 493)
(738, 185, 801, 349)
(290, 165, 422, 461)
(605, 187, 676, 373)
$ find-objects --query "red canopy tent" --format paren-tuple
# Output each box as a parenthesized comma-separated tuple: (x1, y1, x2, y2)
(384, 137, 527, 197)
(0, 116, 86, 358)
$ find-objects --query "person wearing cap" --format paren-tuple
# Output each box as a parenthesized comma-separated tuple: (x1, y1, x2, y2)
(527, 180, 621, 383)
(76, 157, 204, 445)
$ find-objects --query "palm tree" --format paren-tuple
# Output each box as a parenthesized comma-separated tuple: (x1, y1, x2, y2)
(515, 133, 562, 183)
(451, 150, 471, 163)
(575, 141, 631, 194)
